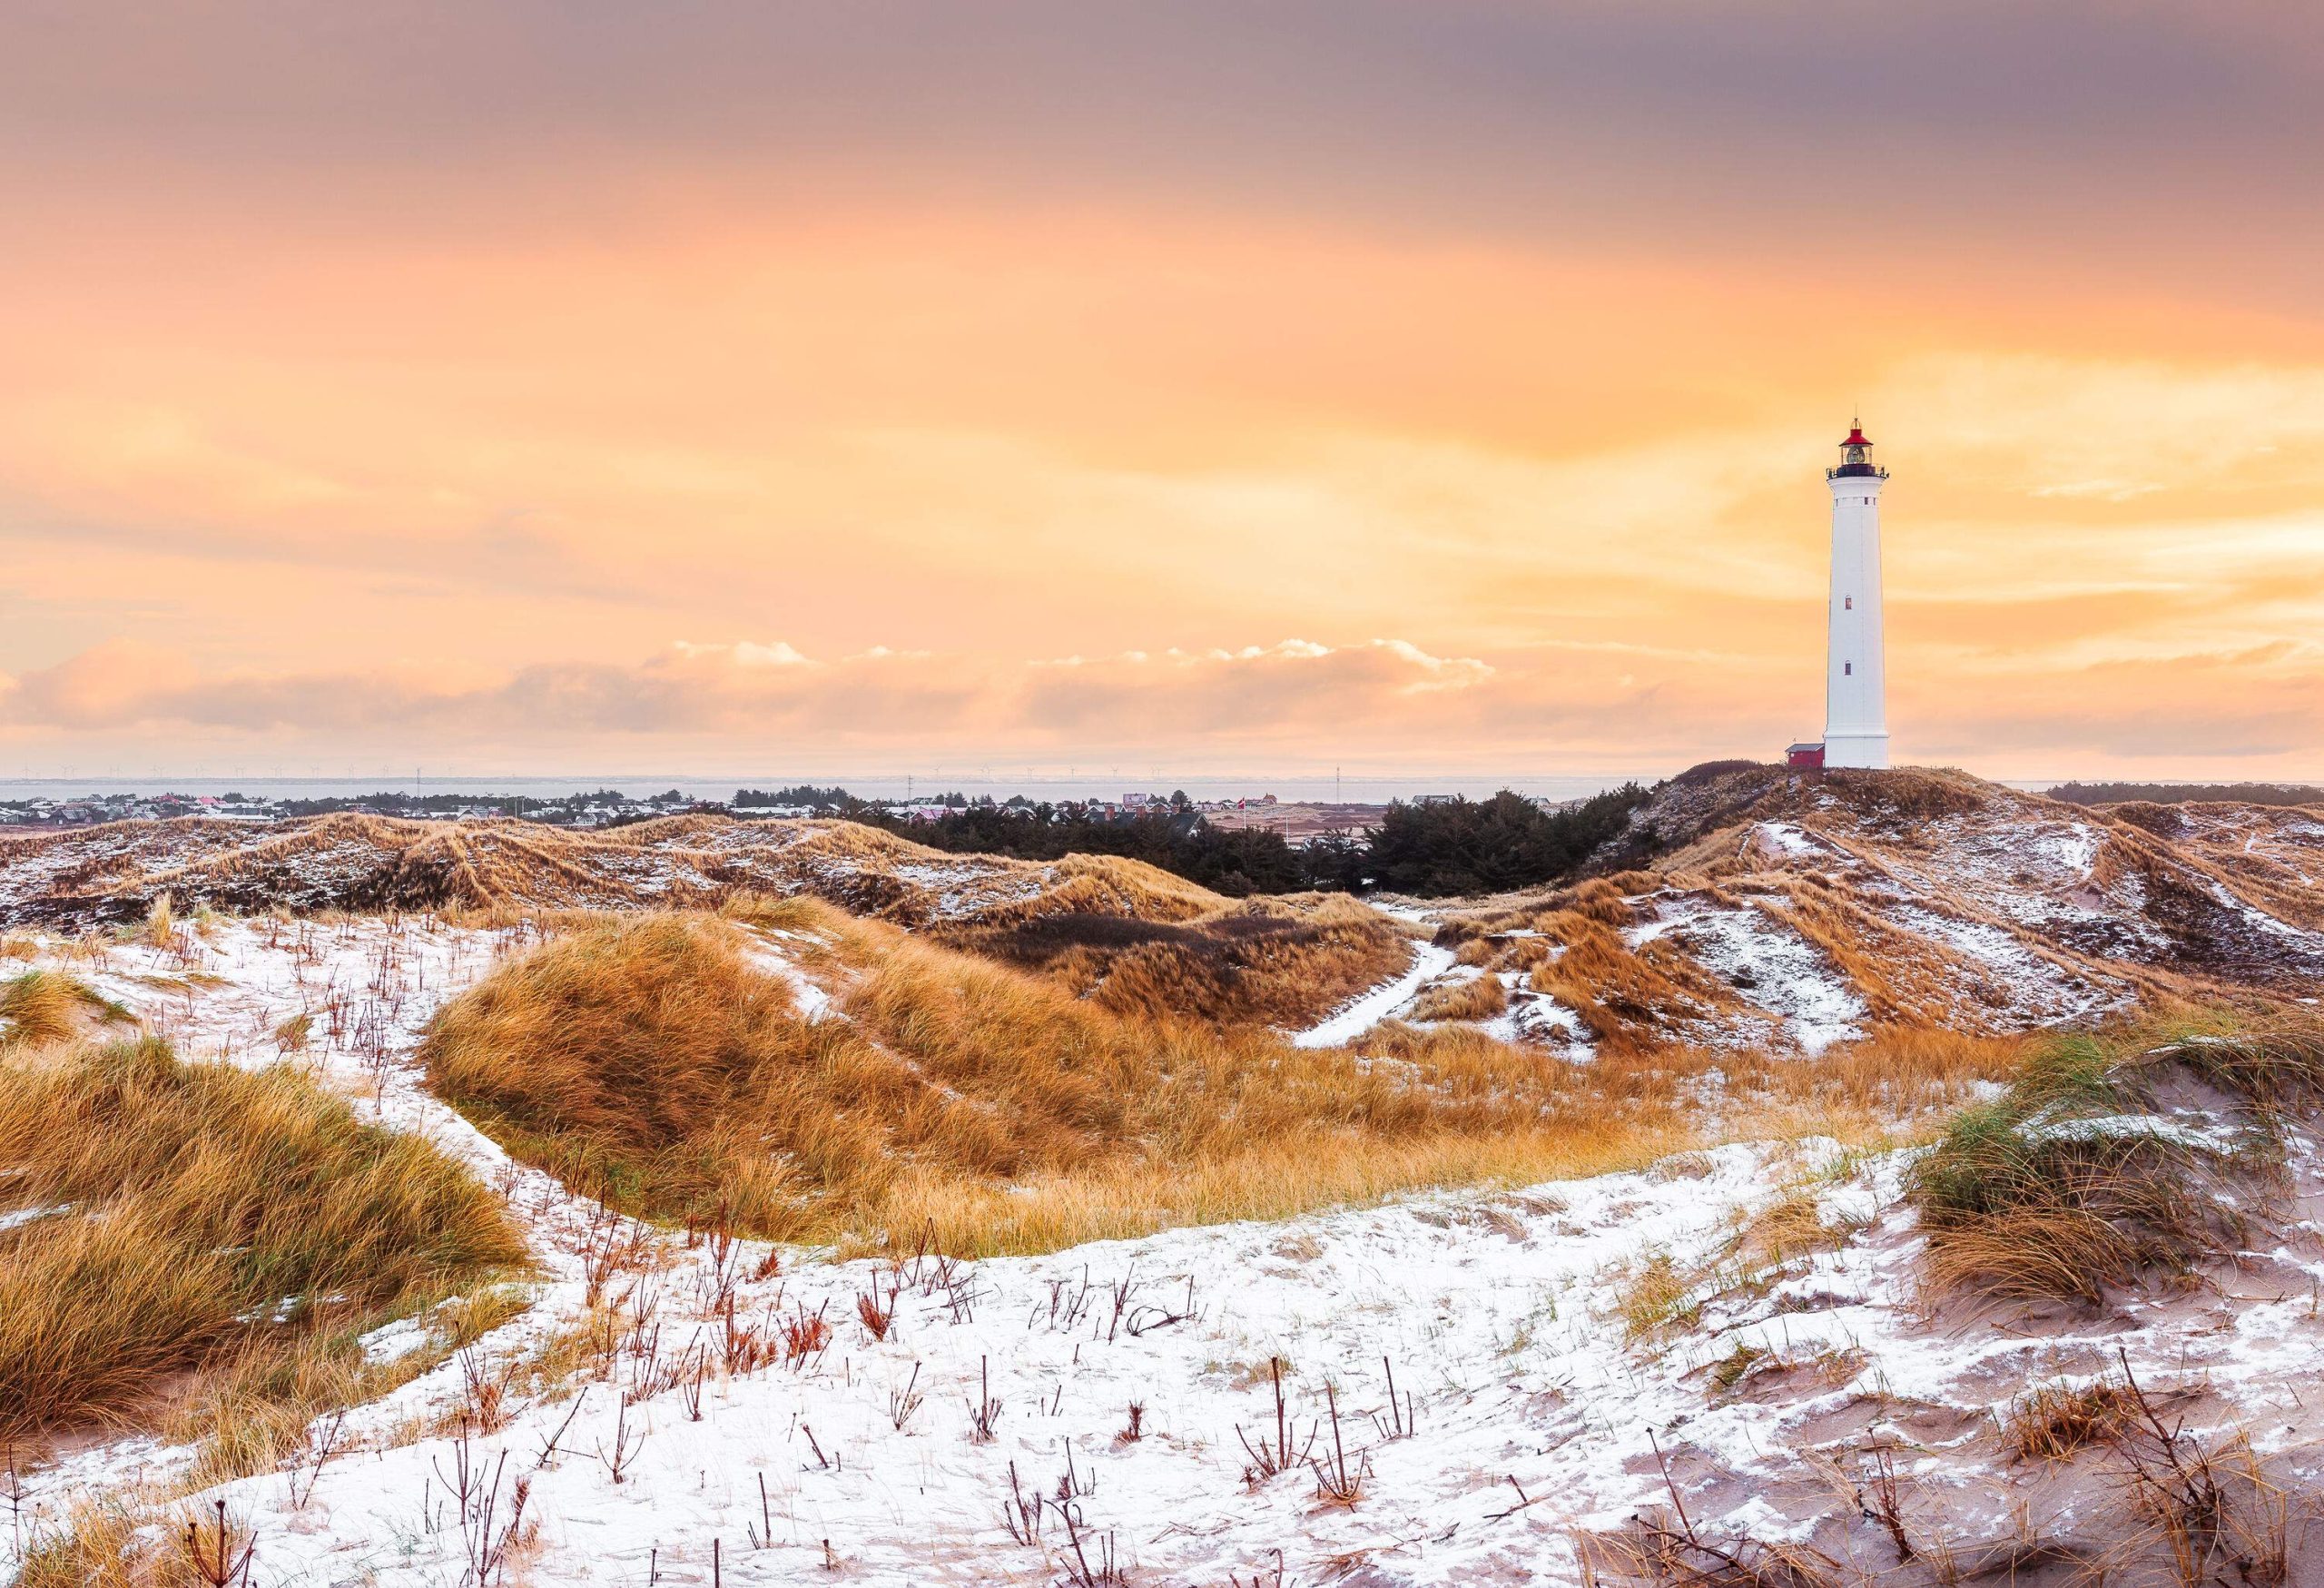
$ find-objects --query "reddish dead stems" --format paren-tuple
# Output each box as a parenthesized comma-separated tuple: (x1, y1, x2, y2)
(285, 1410, 347, 1510)
(966, 1355, 1003, 1442)
(1368, 1356, 1417, 1443)
(722, 1295, 771, 1376)
(1056, 1506, 1128, 1588)
(459, 1347, 517, 1434)
(887, 1362, 924, 1432)
(1311, 1384, 1369, 1507)
(181, 1500, 256, 1588)
(1236, 1358, 1313, 1485)
(781, 1302, 834, 1371)
(596, 1394, 647, 1484)
(1225, 1553, 1290, 1588)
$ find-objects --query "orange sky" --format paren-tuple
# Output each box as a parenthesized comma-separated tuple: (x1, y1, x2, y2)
(5, 3, 2324, 781)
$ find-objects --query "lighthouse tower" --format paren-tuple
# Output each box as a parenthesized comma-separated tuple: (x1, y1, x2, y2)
(1822, 420, 1889, 768)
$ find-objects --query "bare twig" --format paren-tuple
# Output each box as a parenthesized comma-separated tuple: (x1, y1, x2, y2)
(1853, 1442, 1914, 1563)
(888, 1362, 925, 1432)
(180, 1500, 256, 1588)
(1368, 1356, 1417, 1442)
(967, 1355, 1003, 1442)
(1311, 1384, 1369, 1507)
(1486, 1475, 1544, 1523)
(1057, 1504, 1128, 1587)
(595, 1395, 646, 1484)
(1236, 1358, 1315, 1484)
(1224, 1552, 1292, 1588)
(536, 1388, 588, 1467)
(286, 1410, 348, 1510)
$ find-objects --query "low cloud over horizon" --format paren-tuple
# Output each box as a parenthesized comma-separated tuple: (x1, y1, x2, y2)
(7, 626, 2322, 783)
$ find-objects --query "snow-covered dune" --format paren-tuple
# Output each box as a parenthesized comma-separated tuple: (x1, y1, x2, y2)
(9, 913, 2324, 1583)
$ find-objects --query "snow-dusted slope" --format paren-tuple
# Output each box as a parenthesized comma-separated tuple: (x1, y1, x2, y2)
(15, 770, 2324, 1054)
(1289, 942, 1453, 1047)
(1425, 767, 2324, 1056)
(0, 814, 1167, 932)
(10, 916, 2324, 1585)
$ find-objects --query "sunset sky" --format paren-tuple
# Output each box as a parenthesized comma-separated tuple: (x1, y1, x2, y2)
(5, 2, 2324, 782)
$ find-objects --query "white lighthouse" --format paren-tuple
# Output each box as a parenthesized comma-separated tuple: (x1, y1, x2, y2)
(1821, 420, 1889, 769)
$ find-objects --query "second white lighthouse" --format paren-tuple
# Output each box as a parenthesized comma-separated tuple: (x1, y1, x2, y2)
(1822, 421, 1889, 768)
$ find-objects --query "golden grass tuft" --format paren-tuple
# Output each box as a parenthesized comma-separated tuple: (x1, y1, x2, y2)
(1731, 1184, 1850, 1267)
(1521, 911, 1731, 1053)
(944, 890, 1413, 1028)
(1, 971, 85, 1049)
(11, 1494, 151, 1588)
(423, 912, 819, 1228)
(2005, 1377, 2142, 1463)
(0, 1038, 528, 1439)
(1612, 1250, 1703, 1341)
(1568, 877, 1635, 927)
(1407, 972, 1510, 1023)
(1729, 1025, 2028, 1144)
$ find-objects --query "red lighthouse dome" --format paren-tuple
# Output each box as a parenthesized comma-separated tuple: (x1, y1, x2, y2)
(1830, 419, 1886, 479)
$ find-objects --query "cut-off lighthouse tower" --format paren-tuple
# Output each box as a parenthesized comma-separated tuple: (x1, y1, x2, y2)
(1822, 420, 1889, 769)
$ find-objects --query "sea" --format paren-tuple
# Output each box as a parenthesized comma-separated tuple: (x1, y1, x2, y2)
(0, 773, 1671, 806)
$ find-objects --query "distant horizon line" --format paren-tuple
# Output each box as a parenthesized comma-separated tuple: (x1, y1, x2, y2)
(8, 769, 2323, 798)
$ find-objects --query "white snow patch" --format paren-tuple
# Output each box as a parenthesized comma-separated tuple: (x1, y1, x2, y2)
(2043, 823, 2102, 879)
(743, 940, 835, 1021)
(14, 904, 2324, 1584)
(1888, 905, 2122, 1025)
(1629, 900, 1866, 1053)
(1483, 993, 1596, 1057)
(356, 1316, 437, 1366)
(1290, 942, 1455, 1048)
(2020, 1111, 2247, 1154)
(1750, 821, 1821, 858)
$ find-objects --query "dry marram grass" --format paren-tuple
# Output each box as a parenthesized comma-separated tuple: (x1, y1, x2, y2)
(2004, 1377, 2141, 1463)
(426, 903, 1697, 1254)
(0, 810, 1252, 937)
(1406, 972, 1509, 1023)
(947, 889, 1413, 1027)
(1, 972, 84, 1049)
(1910, 1019, 2324, 1304)
(424, 902, 2025, 1257)
(0, 1037, 528, 1440)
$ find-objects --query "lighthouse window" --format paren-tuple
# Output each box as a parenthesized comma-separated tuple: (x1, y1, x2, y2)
(1845, 597, 1853, 609)
(1845, 662, 1853, 676)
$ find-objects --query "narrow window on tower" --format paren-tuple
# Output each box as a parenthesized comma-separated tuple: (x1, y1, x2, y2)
(1845, 597, 1853, 609)
(1845, 662, 1853, 676)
